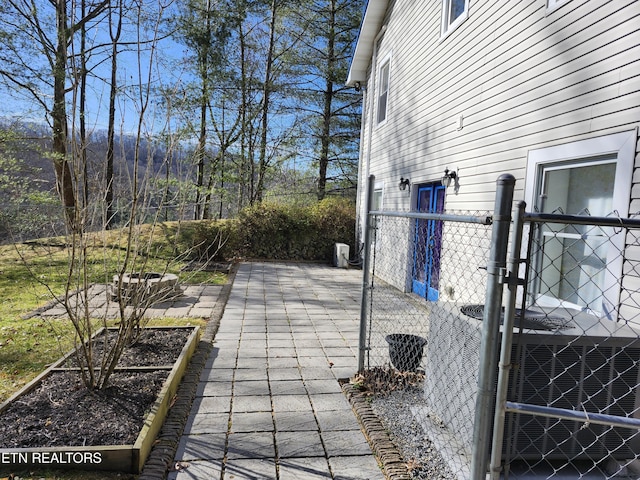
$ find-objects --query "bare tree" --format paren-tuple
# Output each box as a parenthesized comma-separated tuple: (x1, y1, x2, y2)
(105, 0, 124, 229)
(65, 0, 193, 390)
(172, 0, 235, 220)
(1, 0, 204, 390)
(254, 0, 278, 203)
(0, 0, 109, 232)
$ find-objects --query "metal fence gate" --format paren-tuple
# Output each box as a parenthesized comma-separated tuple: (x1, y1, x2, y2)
(358, 174, 640, 479)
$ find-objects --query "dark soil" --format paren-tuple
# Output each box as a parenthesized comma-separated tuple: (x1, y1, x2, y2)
(0, 328, 193, 448)
(67, 328, 193, 368)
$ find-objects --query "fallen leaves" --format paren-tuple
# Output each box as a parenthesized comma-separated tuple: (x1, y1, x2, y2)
(350, 366, 425, 396)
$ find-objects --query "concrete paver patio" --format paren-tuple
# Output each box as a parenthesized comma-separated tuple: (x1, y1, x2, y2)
(168, 262, 384, 480)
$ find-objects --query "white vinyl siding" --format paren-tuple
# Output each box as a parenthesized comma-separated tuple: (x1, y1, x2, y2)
(360, 0, 640, 213)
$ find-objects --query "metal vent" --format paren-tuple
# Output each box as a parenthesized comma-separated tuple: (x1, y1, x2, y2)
(506, 343, 640, 459)
(459, 304, 573, 331)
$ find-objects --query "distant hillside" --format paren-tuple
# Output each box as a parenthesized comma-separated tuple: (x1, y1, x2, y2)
(0, 118, 190, 243)
(0, 118, 183, 185)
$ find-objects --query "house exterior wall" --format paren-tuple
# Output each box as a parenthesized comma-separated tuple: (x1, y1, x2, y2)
(352, 0, 640, 307)
(356, 0, 639, 215)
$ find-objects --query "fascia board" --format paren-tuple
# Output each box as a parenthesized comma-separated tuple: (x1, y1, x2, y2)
(346, 0, 389, 86)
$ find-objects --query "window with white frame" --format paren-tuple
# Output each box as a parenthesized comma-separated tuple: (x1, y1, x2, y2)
(377, 59, 390, 125)
(442, 0, 469, 36)
(372, 183, 384, 211)
(369, 182, 384, 241)
(547, 0, 571, 12)
(524, 131, 636, 318)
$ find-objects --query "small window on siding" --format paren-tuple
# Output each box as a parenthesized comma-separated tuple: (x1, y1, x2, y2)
(372, 184, 383, 211)
(377, 60, 390, 125)
(370, 183, 384, 232)
(442, 0, 469, 36)
(547, 0, 571, 12)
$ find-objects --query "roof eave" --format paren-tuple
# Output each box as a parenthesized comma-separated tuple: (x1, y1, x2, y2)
(346, 0, 389, 87)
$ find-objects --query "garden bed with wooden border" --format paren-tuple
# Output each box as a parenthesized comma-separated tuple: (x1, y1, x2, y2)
(0, 325, 200, 473)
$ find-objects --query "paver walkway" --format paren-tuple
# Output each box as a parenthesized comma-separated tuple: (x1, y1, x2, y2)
(169, 262, 384, 480)
(29, 283, 224, 319)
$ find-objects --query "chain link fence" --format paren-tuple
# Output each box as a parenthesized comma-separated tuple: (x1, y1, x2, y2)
(360, 209, 494, 479)
(359, 177, 640, 479)
(493, 208, 640, 479)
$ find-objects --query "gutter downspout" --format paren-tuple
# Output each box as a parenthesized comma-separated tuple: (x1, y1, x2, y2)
(354, 87, 368, 253)
(355, 24, 387, 254)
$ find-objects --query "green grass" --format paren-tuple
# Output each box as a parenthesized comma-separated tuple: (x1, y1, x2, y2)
(0, 222, 227, 479)
(0, 221, 226, 402)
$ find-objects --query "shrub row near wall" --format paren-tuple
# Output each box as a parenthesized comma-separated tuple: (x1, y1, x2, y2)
(178, 197, 356, 263)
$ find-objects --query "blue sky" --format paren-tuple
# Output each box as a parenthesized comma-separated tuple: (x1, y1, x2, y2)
(0, 1, 192, 138)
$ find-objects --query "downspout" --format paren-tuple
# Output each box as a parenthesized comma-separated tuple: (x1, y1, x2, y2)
(354, 87, 367, 254)
(355, 25, 387, 255)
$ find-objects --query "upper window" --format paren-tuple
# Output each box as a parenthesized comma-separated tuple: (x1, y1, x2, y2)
(377, 59, 390, 125)
(547, 0, 571, 13)
(525, 131, 636, 318)
(442, 0, 469, 36)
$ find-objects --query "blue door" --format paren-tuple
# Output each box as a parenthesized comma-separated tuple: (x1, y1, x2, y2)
(412, 184, 446, 301)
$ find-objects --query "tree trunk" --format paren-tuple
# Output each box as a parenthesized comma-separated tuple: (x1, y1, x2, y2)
(194, 100, 207, 220)
(256, 0, 278, 204)
(239, 22, 249, 209)
(106, 1, 123, 230)
(54, 0, 77, 232)
(80, 0, 89, 209)
(317, 0, 336, 201)
(193, 0, 213, 220)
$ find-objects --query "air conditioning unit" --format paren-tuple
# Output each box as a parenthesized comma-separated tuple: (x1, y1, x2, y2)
(424, 303, 640, 461)
(506, 334, 640, 460)
(333, 243, 349, 268)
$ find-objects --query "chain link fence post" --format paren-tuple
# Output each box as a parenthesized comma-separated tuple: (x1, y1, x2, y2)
(358, 174, 376, 372)
(489, 200, 527, 479)
(471, 173, 516, 480)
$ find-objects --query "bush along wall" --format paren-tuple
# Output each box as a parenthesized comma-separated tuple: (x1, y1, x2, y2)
(236, 197, 356, 261)
(176, 218, 239, 262)
(179, 197, 356, 263)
